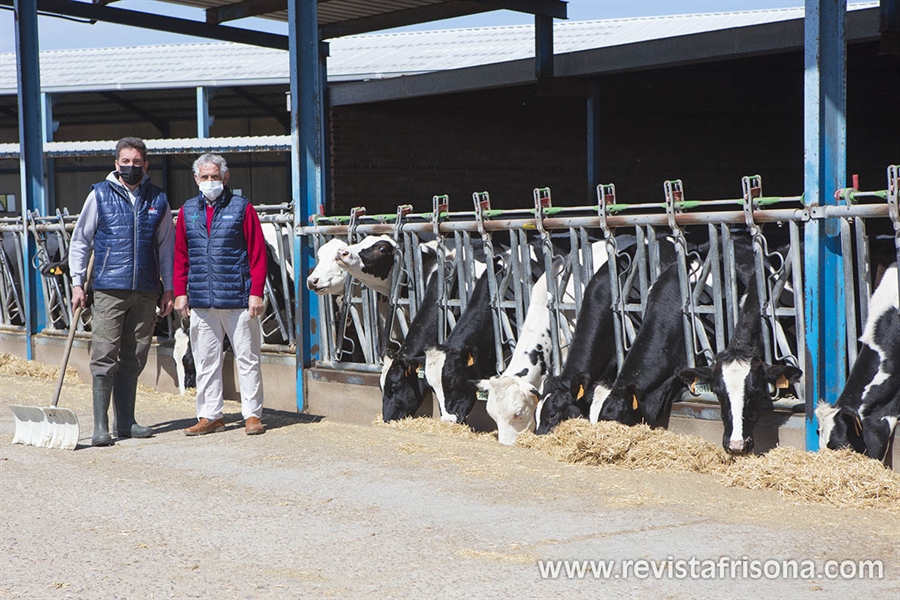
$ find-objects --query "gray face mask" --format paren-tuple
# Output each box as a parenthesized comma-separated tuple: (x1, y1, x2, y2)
(117, 165, 144, 186)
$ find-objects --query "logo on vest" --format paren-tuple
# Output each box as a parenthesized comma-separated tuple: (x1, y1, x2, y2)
(222, 215, 235, 220)
(148, 207, 158, 215)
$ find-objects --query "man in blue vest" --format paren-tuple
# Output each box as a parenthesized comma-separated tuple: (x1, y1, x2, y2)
(69, 137, 176, 446)
(174, 153, 267, 436)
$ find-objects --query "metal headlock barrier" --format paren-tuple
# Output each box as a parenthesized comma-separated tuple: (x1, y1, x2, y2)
(299, 165, 900, 416)
(0, 204, 298, 353)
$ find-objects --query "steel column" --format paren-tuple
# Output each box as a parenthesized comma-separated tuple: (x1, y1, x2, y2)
(534, 13, 553, 79)
(803, 0, 847, 451)
(41, 92, 56, 213)
(288, 1, 322, 412)
(196, 86, 212, 138)
(15, 0, 48, 357)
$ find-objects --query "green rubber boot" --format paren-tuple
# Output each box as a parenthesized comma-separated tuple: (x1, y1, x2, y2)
(113, 374, 153, 439)
(92, 376, 114, 447)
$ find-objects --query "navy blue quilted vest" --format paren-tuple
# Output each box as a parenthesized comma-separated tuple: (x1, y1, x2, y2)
(92, 179, 169, 292)
(182, 191, 251, 309)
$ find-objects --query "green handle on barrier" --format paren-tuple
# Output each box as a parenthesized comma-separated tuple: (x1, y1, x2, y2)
(675, 201, 702, 211)
(755, 197, 784, 207)
(541, 206, 564, 216)
(482, 209, 503, 218)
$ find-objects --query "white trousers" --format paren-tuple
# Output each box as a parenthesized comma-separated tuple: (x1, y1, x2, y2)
(191, 307, 264, 421)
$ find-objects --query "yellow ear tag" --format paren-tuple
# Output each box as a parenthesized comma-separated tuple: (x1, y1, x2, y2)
(405, 366, 412, 378)
(775, 374, 790, 389)
(632, 394, 639, 410)
(576, 385, 585, 401)
(690, 378, 699, 395)
(467, 354, 474, 367)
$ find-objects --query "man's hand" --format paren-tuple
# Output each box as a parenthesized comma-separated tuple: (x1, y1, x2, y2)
(71, 286, 87, 313)
(249, 295, 264, 318)
(174, 295, 190, 319)
(158, 290, 174, 317)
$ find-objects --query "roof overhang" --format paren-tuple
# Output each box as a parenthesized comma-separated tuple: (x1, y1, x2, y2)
(329, 5, 881, 106)
(0, 135, 291, 160)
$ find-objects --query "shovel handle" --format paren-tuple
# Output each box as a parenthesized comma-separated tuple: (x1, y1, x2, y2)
(52, 253, 93, 408)
(52, 305, 82, 407)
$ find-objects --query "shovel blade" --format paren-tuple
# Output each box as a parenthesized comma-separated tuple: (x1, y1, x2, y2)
(10, 405, 80, 450)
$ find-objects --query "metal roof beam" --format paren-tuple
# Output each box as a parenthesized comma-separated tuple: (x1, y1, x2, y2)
(488, 0, 566, 19)
(320, 0, 563, 40)
(98, 91, 169, 135)
(230, 86, 290, 130)
(0, 0, 290, 50)
(206, 0, 286, 25)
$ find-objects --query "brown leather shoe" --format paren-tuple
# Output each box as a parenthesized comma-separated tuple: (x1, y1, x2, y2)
(245, 416, 265, 435)
(184, 418, 225, 436)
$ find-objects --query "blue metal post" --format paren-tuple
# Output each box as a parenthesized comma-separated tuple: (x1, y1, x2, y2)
(803, 0, 847, 451)
(196, 86, 211, 138)
(14, 0, 48, 358)
(288, 1, 322, 412)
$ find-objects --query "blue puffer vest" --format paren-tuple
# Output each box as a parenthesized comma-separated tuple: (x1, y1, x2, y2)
(182, 190, 251, 309)
(92, 179, 169, 292)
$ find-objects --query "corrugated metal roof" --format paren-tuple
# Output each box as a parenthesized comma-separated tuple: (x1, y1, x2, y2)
(0, 135, 291, 159)
(0, 3, 878, 95)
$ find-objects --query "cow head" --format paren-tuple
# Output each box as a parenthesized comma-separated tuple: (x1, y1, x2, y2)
(357, 239, 397, 280)
(680, 359, 802, 455)
(589, 382, 641, 426)
(535, 373, 591, 435)
(815, 401, 867, 454)
(381, 350, 429, 422)
(425, 346, 482, 424)
(480, 376, 540, 445)
(306, 238, 349, 295)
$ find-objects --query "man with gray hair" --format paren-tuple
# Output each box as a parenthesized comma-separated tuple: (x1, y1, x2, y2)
(174, 153, 268, 436)
(69, 136, 175, 446)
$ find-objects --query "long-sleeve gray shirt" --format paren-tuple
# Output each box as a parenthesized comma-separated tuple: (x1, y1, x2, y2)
(68, 171, 175, 291)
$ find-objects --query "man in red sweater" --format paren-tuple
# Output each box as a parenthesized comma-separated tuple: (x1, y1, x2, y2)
(174, 153, 268, 436)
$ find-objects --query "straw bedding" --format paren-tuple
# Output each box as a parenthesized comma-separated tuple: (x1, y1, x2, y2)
(0, 352, 80, 383)
(381, 415, 900, 513)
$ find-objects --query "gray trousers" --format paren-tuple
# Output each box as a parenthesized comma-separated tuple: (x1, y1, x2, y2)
(90, 289, 159, 378)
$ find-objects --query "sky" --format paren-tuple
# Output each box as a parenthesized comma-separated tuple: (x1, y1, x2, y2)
(0, 0, 822, 54)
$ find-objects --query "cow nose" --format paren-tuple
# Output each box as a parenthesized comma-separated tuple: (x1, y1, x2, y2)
(728, 439, 747, 454)
(338, 249, 350, 258)
(306, 276, 318, 289)
(440, 413, 459, 424)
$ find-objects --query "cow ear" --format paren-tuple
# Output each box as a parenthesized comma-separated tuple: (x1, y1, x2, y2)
(678, 367, 712, 390)
(764, 364, 803, 388)
(464, 346, 479, 367)
(570, 372, 591, 400)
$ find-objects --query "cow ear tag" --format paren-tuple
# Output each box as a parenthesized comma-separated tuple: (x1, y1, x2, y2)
(632, 394, 639, 410)
(690, 378, 710, 395)
(405, 366, 413, 378)
(476, 389, 489, 401)
(576, 385, 585, 401)
(775, 374, 790, 389)
(417, 366, 425, 379)
(466, 353, 474, 367)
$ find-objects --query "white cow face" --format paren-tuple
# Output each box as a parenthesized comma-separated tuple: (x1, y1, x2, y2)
(307, 238, 349, 295)
(481, 376, 540, 445)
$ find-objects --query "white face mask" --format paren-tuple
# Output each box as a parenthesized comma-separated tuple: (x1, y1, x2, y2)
(198, 180, 224, 201)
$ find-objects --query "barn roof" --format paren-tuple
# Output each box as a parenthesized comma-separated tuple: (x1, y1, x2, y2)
(0, 3, 880, 96)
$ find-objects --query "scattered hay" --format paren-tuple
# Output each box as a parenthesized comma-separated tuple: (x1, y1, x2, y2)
(517, 419, 733, 475)
(0, 352, 80, 383)
(148, 387, 198, 404)
(374, 414, 495, 441)
(725, 446, 900, 513)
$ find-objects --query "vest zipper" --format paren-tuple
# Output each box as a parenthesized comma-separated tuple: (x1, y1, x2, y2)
(132, 192, 140, 289)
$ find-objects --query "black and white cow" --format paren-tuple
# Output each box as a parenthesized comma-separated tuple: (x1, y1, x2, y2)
(479, 242, 607, 444)
(534, 262, 617, 435)
(679, 274, 802, 454)
(816, 263, 900, 461)
(380, 266, 449, 421)
(424, 269, 498, 424)
(589, 260, 690, 427)
(335, 235, 398, 297)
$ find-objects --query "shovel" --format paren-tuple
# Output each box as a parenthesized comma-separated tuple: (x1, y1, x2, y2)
(10, 256, 92, 450)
